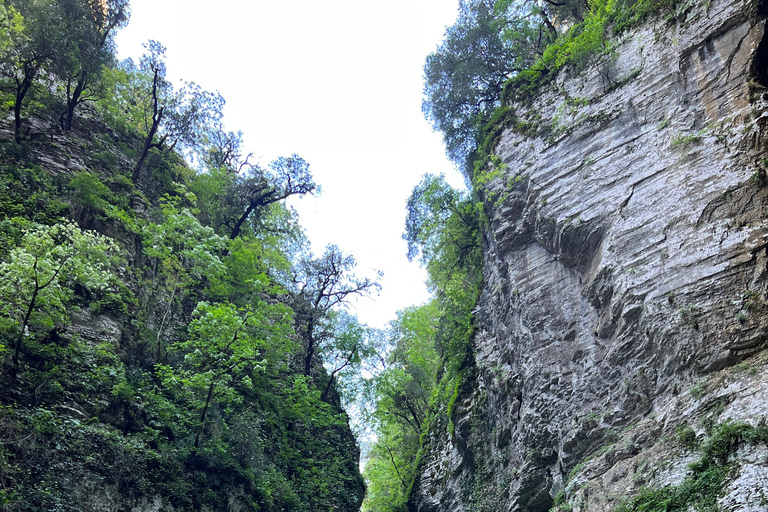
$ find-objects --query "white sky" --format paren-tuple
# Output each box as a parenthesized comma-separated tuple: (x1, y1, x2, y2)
(116, 0, 464, 329)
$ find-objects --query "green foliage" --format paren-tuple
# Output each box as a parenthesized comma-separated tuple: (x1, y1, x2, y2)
(472, 106, 518, 183)
(94, 64, 141, 137)
(425, 0, 681, 177)
(362, 303, 442, 512)
(1, 0, 60, 141)
(0, 4, 367, 510)
(318, 310, 379, 404)
(66, 171, 140, 232)
(676, 425, 698, 449)
(143, 198, 227, 285)
(68, 171, 113, 214)
(405, 174, 480, 272)
(616, 420, 768, 512)
(291, 244, 381, 380)
(671, 129, 706, 148)
(0, 165, 68, 232)
(503, 0, 678, 103)
(50, 0, 129, 130)
(423, 0, 544, 175)
(611, 0, 678, 34)
(227, 155, 317, 240)
(404, 174, 480, 375)
(157, 300, 292, 449)
(364, 175, 482, 511)
(0, 220, 120, 367)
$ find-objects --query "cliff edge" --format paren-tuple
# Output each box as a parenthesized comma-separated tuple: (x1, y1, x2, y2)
(409, 0, 768, 510)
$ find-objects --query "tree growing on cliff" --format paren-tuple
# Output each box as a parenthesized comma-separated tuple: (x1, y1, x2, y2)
(1, 0, 62, 142)
(141, 198, 227, 360)
(291, 245, 380, 379)
(0, 221, 119, 368)
(156, 300, 292, 451)
(225, 155, 316, 240)
(53, 0, 130, 131)
(191, 123, 316, 241)
(317, 310, 380, 403)
(404, 174, 480, 370)
(361, 303, 441, 512)
(115, 41, 223, 183)
(423, 0, 546, 173)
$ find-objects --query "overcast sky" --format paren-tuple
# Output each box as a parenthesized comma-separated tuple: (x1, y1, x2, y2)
(116, 0, 463, 328)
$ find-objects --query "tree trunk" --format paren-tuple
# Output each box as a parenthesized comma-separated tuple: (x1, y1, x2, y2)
(384, 443, 405, 487)
(132, 68, 164, 184)
(321, 374, 335, 402)
(132, 111, 162, 183)
(193, 376, 217, 451)
(303, 318, 315, 376)
(230, 202, 256, 240)
(63, 72, 87, 132)
(13, 287, 38, 368)
(320, 347, 357, 402)
(14, 69, 35, 144)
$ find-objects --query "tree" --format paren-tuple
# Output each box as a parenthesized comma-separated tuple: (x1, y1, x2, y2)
(317, 311, 376, 403)
(123, 41, 224, 183)
(53, 0, 130, 131)
(141, 198, 227, 360)
(374, 305, 440, 436)
(0, 221, 119, 368)
(422, 0, 552, 174)
(404, 174, 481, 368)
(156, 300, 292, 451)
(361, 303, 441, 512)
(201, 122, 247, 172)
(1, 0, 61, 142)
(226, 155, 316, 240)
(405, 174, 480, 274)
(192, 123, 316, 241)
(291, 245, 380, 378)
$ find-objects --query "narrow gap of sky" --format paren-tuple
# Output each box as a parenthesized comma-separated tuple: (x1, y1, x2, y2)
(116, 0, 464, 328)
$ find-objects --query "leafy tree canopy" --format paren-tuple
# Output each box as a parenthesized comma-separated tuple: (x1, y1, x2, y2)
(423, 0, 548, 175)
(0, 221, 120, 366)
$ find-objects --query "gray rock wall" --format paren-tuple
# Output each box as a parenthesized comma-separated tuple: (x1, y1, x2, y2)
(410, 0, 768, 510)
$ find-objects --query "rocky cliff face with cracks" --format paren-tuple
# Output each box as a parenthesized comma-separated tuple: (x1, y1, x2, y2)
(410, 0, 768, 510)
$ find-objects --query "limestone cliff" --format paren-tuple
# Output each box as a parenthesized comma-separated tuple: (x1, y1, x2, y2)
(409, 0, 768, 510)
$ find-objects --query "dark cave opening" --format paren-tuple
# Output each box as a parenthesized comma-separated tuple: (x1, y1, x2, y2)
(758, 0, 768, 19)
(753, 18, 768, 87)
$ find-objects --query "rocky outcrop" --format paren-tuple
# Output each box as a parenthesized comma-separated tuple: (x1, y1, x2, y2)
(410, 0, 768, 510)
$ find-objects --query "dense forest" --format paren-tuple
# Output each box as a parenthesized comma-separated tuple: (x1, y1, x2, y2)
(0, 0, 689, 510)
(0, 0, 378, 509)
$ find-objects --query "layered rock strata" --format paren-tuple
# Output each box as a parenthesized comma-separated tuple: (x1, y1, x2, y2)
(410, 1, 768, 510)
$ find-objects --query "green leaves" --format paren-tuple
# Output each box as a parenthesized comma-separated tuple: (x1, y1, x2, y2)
(157, 299, 293, 449)
(422, 0, 543, 174)
(365, 174, 482, 511)
(404, 174, 481, 295)
(142, 199, 227, 283)
(361, 303, 442, 512)
(0, 220, 120, 366)
(0, 1, 24, 56)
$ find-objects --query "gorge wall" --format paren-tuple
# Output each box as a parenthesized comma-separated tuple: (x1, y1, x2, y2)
(409, 0, 768, 510)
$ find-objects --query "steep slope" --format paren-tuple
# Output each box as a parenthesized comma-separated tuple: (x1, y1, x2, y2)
(409, 0, 768, 510)
(0, 113, 365, 511)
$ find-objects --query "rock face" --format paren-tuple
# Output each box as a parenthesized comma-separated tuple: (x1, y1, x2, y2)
(410, 1, 768, 510)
